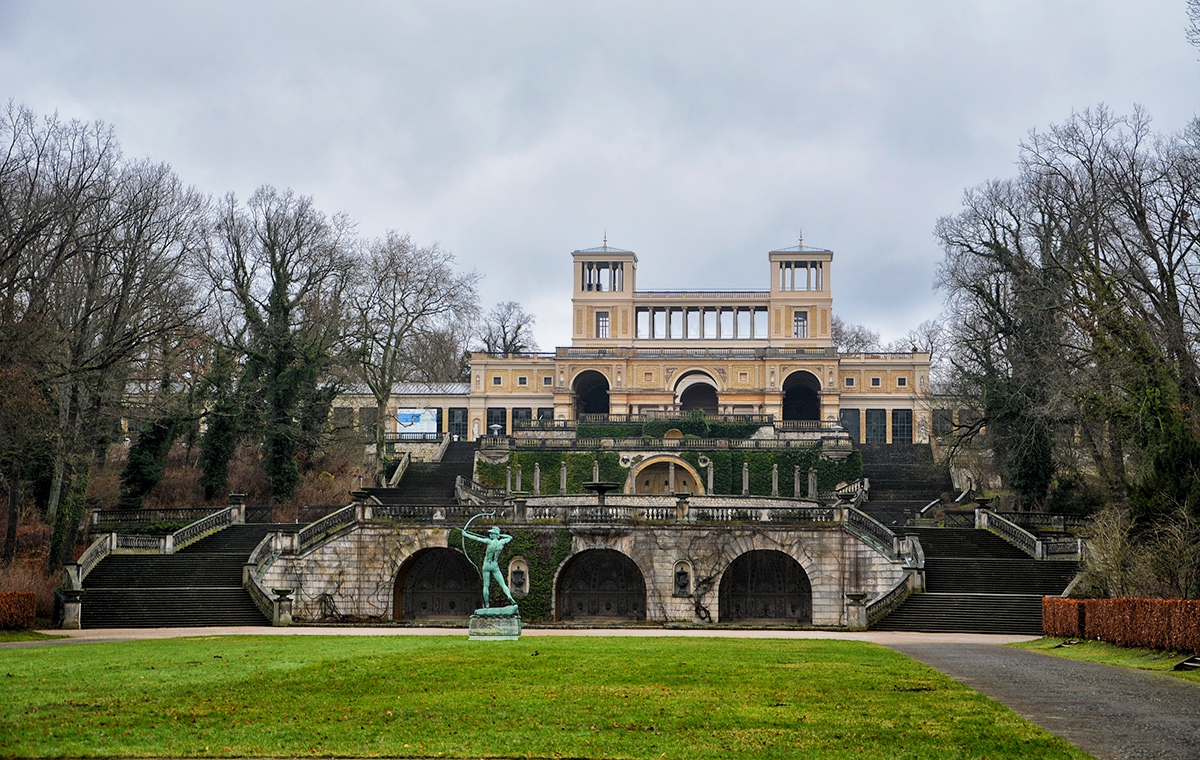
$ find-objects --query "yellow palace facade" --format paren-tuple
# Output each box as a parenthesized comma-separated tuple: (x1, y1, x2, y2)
(348, 241, 932, 446)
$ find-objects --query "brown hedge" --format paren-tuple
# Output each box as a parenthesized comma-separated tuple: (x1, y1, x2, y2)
(1043, 597, 1200, 653)
(0, 591, 36, 630)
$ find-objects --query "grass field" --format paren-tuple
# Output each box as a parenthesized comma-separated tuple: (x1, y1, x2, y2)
(0, 631, 64, 643)
(0, 635, 1089, 759)
(1014, 637, 1200, 684)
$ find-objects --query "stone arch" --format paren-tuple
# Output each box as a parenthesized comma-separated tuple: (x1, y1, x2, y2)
(781, 370, 822, 421)
(674, 369, 721, 413)
(627, 455, 705, 495)
(718, 549, 812, 623)
(393, 547, 480, 621)
(555, 548, 646, 622)
(572, 370, 611, 417)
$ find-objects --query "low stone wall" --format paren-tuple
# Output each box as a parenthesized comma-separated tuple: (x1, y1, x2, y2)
(262, 521, 908, 627)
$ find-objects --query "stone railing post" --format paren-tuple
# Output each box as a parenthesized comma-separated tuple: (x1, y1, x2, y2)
(272, 588, 294, 626)
(771, 464, 779, 497)
(533, 463, 541, 495)
(707, 463, 714, 494)
(675, 495, 690, 522)
(560, 462, 568, 493)
(162, 533, 174, 554)
(506, 466, 512, 495)
(58, 587, 84, 629)
(742, 462, 750, 495)
(807, 467, 818, 499)
(514, 498, 528, 523)
(515, 464, 522, 492)
(845, 593, 868, 631)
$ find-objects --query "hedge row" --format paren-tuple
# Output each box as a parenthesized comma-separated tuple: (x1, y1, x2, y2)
(0, 592, 36, 630)
(1043, 597, 1200, 654)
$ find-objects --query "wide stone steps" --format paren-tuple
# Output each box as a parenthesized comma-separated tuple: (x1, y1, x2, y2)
(871, 593, 1046, 635)
(903, 526, 1030, 559)
(368, 442, 478, 506)
(80, 588, 267, 628)
(81, 524, 277, 628)
(924, 558, 1079, 595)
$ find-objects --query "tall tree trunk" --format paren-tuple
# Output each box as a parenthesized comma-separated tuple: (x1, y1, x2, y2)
(2, 460, 20, 566)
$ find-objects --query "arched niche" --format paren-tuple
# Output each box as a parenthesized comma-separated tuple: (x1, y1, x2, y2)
(781, 371, 822, 421)
(393, 548, 480, 621)
(555, 549, 646, 622)
(674, 370, 720, 413)
(628, 455, 705, 495)
(718, 549, 812, 623)
(572, 370, 611, 417)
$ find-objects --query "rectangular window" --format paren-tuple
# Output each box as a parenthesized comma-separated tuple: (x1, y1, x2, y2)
(332, 406, 353, 429)
(865, 409, 887, 444)
(669, 308, 683, 339)
(686, 308, 701, 338)
(839, 408, 861, 442)
(703, 308, 717, 339)
(753, 308, 768, 338)
(517, 376, 528, 386)
(870, 377, 881, 388)
(359, 406, 378, 439)
(636, 308, 650, 339)
(512, 407, 532, 427)
(896, 377, 907, 388)
(485, 407, 507, 435)
(844, 377, 855, 388)
(892, 409, 913, 445)
(720, 308, 734, 338)
(536, 407, 554, 421)
(653, 309, 667, 339)
(793, 310, 808, 338)
(492, 375, 502, 386)
(447, 407, 469, 439)
(542, 375, 553, 386)
(595, 311, 610, 339)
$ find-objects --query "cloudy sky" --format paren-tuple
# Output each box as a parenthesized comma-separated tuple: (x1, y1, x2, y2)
(2, 1, 1197, 349)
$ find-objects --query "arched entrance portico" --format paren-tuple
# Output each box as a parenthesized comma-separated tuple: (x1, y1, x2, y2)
(718, 549, 812, 623)
(393, 548, 480, 621)
(782, 371, 821, 421)
(573, 370, 610, 417)
(675, 370, 719, 414)
(628, 455, 705, 495)
(556, 549, 646, 621)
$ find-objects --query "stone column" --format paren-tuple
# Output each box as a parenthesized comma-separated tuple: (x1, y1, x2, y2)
(506, 466, 512, 495)
(707, 463, 714, 494)
(742, 462, 750, 496)
(669, 463, 676, 493)
(560, 462, 568, 493)
(771, 464, 779, 497)
(794, 465, 801, 498)
(533, 463, 541, 495)
(807, 467, 818, 499)
(593, 459, 600, 481)
(515, 464, 523, 492)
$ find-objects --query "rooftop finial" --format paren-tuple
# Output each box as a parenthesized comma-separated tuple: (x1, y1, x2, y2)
(798, 228, 804, 248)
(603, 230, 608, 248)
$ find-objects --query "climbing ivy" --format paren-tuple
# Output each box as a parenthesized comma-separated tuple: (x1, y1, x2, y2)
(476, 452, 627, 493)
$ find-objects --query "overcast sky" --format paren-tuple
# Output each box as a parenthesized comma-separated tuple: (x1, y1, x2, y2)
(2, 1, 1197, 349)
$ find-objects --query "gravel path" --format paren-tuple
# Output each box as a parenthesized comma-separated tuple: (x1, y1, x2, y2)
(889, 642, 1200, 760)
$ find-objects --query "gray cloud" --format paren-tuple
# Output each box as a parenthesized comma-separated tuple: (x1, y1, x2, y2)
(2, 0, 1195, 346)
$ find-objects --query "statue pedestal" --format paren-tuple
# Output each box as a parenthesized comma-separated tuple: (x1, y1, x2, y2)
(469, 606, 521, 641)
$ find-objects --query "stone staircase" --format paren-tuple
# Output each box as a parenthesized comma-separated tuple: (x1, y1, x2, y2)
(81, 524, 281, 628)
(857, 443, 954, 528)
(872, 527, 1079, 634)
(363, 441, 477, 506)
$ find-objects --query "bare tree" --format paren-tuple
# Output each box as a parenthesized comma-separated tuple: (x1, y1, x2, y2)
(478, 301, 538, 354)
(349, 232, 479, 461)
(830, 315, 880, 353)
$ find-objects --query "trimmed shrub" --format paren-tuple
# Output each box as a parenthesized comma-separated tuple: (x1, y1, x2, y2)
(0, 591, 36, 630)
(1043, 597, 1200, 653)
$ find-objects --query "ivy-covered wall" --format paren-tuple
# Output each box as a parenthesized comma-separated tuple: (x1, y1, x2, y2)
(475, 449, 862, 496)
(576, 412, 763, 441)
(449, 527, 572, 621)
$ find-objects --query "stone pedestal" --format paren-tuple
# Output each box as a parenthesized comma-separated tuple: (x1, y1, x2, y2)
(469, 606, 522, 641)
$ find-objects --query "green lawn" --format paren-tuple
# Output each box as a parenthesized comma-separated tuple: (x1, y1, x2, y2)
(0, 635, 1089, 759)
(1013, 637, 1200, 685)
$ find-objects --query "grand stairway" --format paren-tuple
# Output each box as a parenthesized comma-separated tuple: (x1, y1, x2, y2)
(362, 441, 477, 506)
(872, 527, 1079, 634)
(80, 524, 282, 628)
(857, 443, 954, 528)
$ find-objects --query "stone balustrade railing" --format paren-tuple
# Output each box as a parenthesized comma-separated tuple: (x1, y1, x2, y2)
(387, 451, 411, 488)
(296, 505, 359, 552)
(978, 509, 1083, 560)
(90, 508, 219, 527)
(862, 570, 922, 628)
(489, 436, 824, 452)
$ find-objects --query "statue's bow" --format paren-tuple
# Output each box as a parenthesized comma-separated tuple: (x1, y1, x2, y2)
(461, 510, 496, 575)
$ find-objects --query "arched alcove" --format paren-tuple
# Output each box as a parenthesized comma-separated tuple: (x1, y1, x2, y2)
(718, 549, 812, 623)
(556, 549, 646, 621)
(781, 371, 821, 421)
(573, 370, 611, 417)
(628, 455, 704, 495)
(393, 548, 480, 621)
